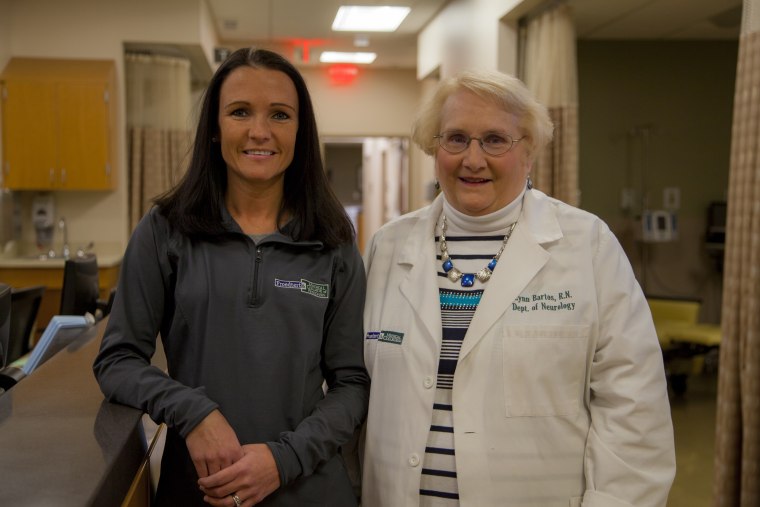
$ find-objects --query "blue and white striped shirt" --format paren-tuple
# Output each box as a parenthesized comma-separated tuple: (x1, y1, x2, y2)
(419, 195, 523, 506)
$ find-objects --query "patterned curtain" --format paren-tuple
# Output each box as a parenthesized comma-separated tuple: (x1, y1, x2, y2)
(713, 1, 760, 505)
(125, 53, 192, 232)
(521, 2, 579, 206)
(128, 128, 190, 232)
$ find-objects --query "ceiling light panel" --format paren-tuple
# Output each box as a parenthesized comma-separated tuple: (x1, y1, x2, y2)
(332, 5, 411, 32)
(320, 51, 378, 64)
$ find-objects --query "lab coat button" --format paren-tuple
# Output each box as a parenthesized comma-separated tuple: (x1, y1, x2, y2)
(423, 376, 435, 389)
(408, 453, 420, 467)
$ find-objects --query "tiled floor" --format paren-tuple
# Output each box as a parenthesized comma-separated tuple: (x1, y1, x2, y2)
(667, 367, 718, 506)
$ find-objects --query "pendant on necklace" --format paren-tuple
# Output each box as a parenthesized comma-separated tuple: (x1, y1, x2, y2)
(439, 215, 516, 287)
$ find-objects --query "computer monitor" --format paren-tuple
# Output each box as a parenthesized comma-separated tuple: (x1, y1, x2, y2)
(0, 283, 11, 368)
(60, 255, 100, 316)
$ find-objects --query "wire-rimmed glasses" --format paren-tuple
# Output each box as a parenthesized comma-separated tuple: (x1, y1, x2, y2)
(434, 131, 525, 156)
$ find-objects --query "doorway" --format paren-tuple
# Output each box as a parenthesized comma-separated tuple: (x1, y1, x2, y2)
(323, 137, 409, 252)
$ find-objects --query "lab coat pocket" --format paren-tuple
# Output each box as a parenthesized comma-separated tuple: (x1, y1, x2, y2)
(502, 324, 589, 417)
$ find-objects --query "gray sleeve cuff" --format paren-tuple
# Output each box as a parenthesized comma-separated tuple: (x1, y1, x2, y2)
(266, 439, 303, 486)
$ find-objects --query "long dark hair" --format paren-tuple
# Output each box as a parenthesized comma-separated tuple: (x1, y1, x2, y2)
(155, 47, 354, 248)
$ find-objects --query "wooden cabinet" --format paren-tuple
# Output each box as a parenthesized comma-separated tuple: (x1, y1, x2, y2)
(1, 58, 117, 190)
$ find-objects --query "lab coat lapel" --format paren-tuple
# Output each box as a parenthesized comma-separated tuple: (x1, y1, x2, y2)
(459, 190, 563, 361)
(398, 198, 444, 350)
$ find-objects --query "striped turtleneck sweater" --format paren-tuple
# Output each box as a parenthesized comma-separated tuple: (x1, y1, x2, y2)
(419, 192, 524, 506)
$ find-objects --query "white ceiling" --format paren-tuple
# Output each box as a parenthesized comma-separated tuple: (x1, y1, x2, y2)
(203, 0, 742, 69)
(206, 0, 449, 68)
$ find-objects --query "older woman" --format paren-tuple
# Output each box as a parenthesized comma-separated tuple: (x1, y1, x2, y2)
(361, 70, 675, 506)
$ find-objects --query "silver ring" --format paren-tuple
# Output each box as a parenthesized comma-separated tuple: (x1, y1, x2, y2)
(231, 493, 242, 507)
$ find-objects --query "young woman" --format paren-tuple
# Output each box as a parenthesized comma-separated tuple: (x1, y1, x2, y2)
(94, 48, 368, 507)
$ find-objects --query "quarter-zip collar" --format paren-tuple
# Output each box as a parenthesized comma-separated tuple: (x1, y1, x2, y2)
(219, 202, 324, 249)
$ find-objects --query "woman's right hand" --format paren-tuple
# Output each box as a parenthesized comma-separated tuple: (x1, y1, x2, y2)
(186, 409, 245, 479)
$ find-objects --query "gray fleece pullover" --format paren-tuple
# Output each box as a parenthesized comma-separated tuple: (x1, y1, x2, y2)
(93, 206, 369, 506)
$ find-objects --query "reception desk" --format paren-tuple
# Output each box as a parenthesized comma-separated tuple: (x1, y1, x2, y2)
(0, 318, 164, 506)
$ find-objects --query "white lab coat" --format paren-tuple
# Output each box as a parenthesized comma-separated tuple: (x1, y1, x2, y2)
(361, 189, 675, 507)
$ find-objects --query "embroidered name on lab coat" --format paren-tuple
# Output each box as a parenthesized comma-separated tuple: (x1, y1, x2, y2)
(512, 290, 576, 313)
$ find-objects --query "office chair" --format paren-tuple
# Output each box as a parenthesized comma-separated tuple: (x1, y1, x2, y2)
(7, 285, 45, 365)
(60, 255, 101, 318)
(0, 283, 10, 368)
(0, 283, 29, 394)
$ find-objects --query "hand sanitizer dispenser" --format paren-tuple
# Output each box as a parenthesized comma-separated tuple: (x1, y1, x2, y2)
(32, 193, 55, 252)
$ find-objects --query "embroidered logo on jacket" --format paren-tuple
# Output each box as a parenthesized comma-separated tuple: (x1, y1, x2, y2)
(274, 279, 329, 299)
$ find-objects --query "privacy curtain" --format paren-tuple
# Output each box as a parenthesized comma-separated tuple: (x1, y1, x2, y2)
(521, 2, 579, 206)
(713, 1, 760, 505)
(125, 53, 192, 232)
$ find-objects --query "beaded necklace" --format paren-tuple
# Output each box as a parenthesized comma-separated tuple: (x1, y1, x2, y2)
(439, 215, 518, 287)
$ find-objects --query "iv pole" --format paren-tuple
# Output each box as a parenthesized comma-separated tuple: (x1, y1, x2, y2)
(629, 124, 653, 294)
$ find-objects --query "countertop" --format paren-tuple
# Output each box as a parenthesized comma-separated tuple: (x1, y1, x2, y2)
(0, 253, 123, 269)
(0, 242, 123, 269)
(0, 318, 165, 506)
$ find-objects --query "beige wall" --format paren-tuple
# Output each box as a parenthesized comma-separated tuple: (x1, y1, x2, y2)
(301, 67, 420, 138)
(417, 0, 524, 79)
(1, 0, 216, 251)
(0, 0, 10, 76)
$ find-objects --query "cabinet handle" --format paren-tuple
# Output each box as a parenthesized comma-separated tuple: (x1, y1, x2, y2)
(49, 168, 55, 185)
(61, 168, 66, 185)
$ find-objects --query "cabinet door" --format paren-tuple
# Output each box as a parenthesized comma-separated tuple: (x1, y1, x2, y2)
(1, 80, 58, 189)
(57, 81, 113, 189)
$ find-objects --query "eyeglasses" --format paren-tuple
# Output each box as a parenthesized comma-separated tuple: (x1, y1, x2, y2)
(434, 131, 525, 156)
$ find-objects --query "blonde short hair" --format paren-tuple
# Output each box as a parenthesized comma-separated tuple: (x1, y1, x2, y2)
(412, 69, 553, 160)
